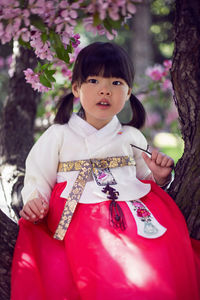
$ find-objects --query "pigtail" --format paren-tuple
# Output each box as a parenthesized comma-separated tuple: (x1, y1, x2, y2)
(54, 92, 74, 124)
(126, 94, 146, 129)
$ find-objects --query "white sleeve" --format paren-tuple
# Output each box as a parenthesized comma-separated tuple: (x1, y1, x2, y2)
(21, 125, 63, 204)
(129, 128, 152, 180)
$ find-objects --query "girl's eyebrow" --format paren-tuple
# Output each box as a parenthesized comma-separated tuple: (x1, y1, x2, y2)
(130, 144, 152, 155)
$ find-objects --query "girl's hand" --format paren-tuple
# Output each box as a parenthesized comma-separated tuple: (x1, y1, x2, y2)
(142, 149, 174, 186)
(20, 197, 49, 222)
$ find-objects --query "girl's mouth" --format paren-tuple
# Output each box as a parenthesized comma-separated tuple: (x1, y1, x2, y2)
(97, 101, 110, 106)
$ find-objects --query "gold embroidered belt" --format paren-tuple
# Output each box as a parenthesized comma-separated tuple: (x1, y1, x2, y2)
(54, 156, 135, 240)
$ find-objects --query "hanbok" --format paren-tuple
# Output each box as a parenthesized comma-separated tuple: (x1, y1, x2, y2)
(11, 114, 200, 299)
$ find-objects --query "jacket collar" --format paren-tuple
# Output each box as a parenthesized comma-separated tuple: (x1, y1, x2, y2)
(68, 113, 121, 138)
(68, 113, 122, 154)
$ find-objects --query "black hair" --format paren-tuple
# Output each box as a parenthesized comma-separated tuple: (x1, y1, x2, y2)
(54, 42, 146, 128)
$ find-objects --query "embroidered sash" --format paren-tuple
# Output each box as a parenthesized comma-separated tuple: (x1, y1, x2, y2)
(54, 156, 135, 240)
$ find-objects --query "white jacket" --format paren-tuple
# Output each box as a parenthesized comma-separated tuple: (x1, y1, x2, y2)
(22, 113, 152, 204)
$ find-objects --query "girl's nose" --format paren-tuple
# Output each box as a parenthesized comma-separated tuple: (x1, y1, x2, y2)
(99, 87, 112, 96)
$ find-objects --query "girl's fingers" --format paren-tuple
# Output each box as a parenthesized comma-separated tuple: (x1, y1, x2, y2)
(160, 155, 171, 167)
(20, 209, 30, 220)
(166, 158, 174, 168)
(151, 149, 159, 163)
(22, 202, 38, 220)
(33, 198, 47, 217)
(20, 198, 49, 222)
(142, 152, 152, 167)
(151, 150, 174, 168)
(30, 200, 41, 217)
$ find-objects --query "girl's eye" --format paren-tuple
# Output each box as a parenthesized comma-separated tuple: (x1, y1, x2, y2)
(88, 79, 98, 84)
(113, 80, 122, 86)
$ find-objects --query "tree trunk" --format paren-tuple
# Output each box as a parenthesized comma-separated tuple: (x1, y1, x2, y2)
(0, 46, 40, 299)
(0, 45, 40, 218)
(168, 0, 200, 239)
(0, 210, 18, 299)
(131, 0, 153, 89)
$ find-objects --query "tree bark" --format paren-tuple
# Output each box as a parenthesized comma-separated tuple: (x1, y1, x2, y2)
(0, 46, 40, 299)
(0, 46, 40, 218)
(168, 0, 200, 239)
(131, 0, 153, 89)
(0, 210, 18, 299)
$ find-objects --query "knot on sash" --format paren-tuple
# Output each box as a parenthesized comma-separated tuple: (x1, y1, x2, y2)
(54, 156, 135, 240)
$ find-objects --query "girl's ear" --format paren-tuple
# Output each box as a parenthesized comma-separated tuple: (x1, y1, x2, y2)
(72, 82, 80, 98)
(126, 88, 132, 101)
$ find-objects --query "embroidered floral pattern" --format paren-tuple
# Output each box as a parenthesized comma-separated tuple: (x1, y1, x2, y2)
(54, 156, 135, 240)
(131, 200, 158, 235)
(132, 200, 152, 221)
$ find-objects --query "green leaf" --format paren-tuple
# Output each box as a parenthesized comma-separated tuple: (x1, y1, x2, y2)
(41, 32, 48, 43)
(39, 74, 52, 88)
(108, 18, 122, 29)
(44, 69, 56, 82)
(49, 30, 70, 63)
(55, 47, 64, 60)
(124, 23, 129, 30)
(55, 46, 70, 63)
(30, 15, 46, 32)
(34, 61, 42, 73)
(103, 18, 111, 31)
(67, 42, 73, 54)
(49, 30, 63, 48)
(47, 69, 56, 75)
(93, 12, 101, 26)
(41, 63, 50, 71)
(103, 17, 122, 33)
(18, 37, 31, 49)
(63, 51, 70, 63)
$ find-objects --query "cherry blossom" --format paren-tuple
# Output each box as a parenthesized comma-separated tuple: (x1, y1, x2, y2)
(83, 17, 117, 40)
(162, 79, 172, 91)
(163, 60, 172, 71)
(145, 65, 165, 81)
(0, 0, 139, 91)
(24, 68, 51, 92)
(30, 30, 53, 61)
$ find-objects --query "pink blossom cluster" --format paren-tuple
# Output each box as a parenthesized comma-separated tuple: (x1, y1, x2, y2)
(86, 0, 140, 21)
(24, 68, 51, 92)
(83, 0, 140, 39)
(145, 60, 172, 91)
(53, 45, 81, 80)
(30, 30, 53, 61)
(0, 0, 139, 45)
(0, 0, 138, 91)
(71, 34, 81, 48)
(83, 17, 117, 40)
(0, 0, 30, 44)
(0, 0, 81, 47)
(53, 59, 72, 80)
(54, 1, 81, 47)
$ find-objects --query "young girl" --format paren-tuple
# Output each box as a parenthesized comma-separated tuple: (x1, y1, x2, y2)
(11, 42, 200, 300)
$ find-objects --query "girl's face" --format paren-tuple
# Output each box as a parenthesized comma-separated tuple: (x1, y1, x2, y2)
(72, 75, 131, 129)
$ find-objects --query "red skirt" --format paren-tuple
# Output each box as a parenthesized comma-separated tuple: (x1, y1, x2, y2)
(11, 181, 200, 300)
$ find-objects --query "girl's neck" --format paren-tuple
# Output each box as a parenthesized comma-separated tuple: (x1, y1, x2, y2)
(77, 108, 114, 130)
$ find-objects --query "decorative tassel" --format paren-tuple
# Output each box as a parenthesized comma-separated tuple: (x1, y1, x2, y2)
(102, 184, 127, 230)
